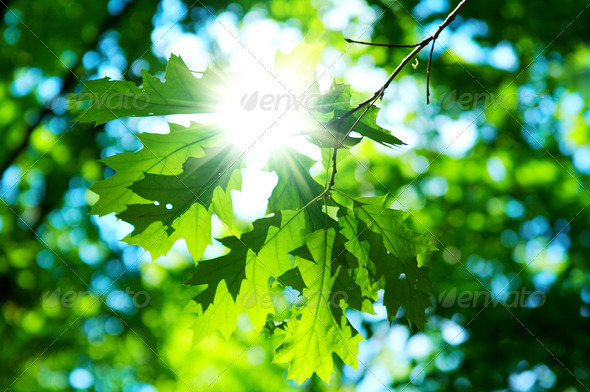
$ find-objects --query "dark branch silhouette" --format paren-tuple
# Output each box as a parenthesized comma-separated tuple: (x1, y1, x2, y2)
(329, 0, 471, 188)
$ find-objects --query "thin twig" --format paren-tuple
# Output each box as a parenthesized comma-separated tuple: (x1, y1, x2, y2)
(340, 0, 469, 122)
(344, 38, 420, 48)
(329, 145, 338, 187)
(426, 38, 436, 104)
(328, 0, 470, 188)
(341, 101, 375, 148)
(328, 120, 342, 188)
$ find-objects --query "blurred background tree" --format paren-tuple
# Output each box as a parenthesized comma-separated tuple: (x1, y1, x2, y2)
(0, 0, 589, 391)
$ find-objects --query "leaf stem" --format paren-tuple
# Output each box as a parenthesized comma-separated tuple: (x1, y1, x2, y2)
(327, 120, 343, 189)
(330, 188, 354, 201)
(300, 188, 330, 211)
(259, 189, 329, 250)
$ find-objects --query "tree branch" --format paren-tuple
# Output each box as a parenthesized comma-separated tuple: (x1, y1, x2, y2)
(426, 38, 436, 104)
(328, 120, 342, 188)
(343, 0, 469, 121)
(328, 0, 470, 188)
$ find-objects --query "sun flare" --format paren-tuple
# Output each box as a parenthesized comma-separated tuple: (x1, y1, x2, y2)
(216, 72, 321, 151)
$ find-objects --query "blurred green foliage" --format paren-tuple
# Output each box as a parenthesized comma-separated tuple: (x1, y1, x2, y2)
(0, 0, 589, 391)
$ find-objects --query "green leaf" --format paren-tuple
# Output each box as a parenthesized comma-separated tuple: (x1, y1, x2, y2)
(188, 235, 247, 313)
(276, 267, 306, 293)
(188, 209, 310, 339)
(241, 210, 309, 329)
(305, 82, 405, 148)
(75, 55, 233, 124)
(353, 198, 435, 259)
(337, 206, 380, 310)
(190, 280, 241, 345)
(337, 206, 370, 269)
(332, 266, 368, 313)
(353, 197, 436, 329)
(267, 146, 325, 230)
(385, 259, 432, 331)
(89, 122, 222, 217)
(123, 203, 212, 261)
(210, 169, 242, 235)
(187, 221, 273, 345)
(274, 228, 364, 384)
(118, 144, 243, 260)
(343, 105, 405, 148)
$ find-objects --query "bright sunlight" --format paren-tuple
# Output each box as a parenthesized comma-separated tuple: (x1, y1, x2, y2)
(217, 71, 322, 150)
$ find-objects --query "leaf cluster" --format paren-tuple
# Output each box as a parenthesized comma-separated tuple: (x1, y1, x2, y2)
(76, 42, 435, 383)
